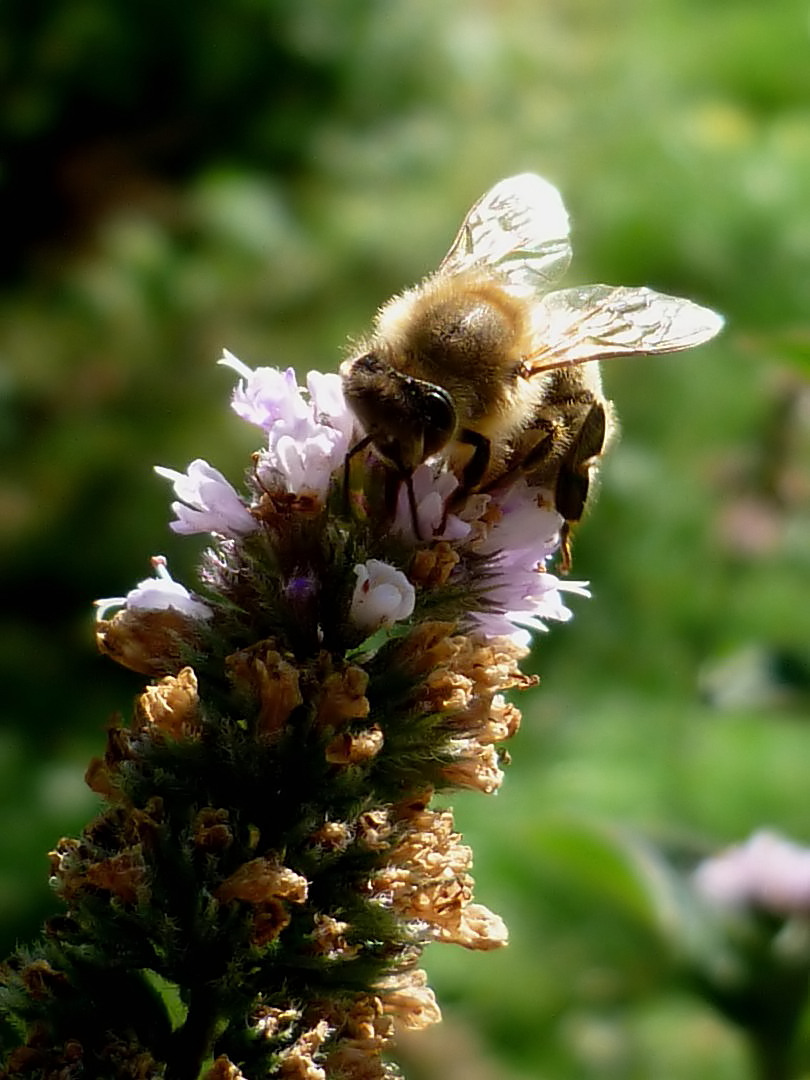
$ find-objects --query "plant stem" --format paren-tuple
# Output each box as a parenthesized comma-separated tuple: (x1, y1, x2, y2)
(165, 986, 220, 1080)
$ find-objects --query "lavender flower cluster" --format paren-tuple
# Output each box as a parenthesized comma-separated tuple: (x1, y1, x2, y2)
(98, 351, 589, 645)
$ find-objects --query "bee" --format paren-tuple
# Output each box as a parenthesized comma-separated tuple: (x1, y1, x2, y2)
(341, 173, 723, 568)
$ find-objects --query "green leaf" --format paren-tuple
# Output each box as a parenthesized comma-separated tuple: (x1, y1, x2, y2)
(140, 970, 189, 1032)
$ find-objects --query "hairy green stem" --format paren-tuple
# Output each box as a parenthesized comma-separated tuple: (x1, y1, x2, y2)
(166, 987, 221, 1080)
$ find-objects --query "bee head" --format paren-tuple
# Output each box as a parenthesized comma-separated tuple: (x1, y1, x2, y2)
(341, 350, 457, 473)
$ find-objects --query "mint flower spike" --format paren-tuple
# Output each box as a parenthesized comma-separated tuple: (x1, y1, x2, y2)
(4, 352, 597, 1080)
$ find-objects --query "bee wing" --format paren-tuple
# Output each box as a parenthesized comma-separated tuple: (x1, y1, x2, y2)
(438, 173, 572, 291)
(524, 285, 724, 372)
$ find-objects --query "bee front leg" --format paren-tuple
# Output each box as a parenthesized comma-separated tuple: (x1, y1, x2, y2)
(456, 428, 492, 491)
(439, 428, 492, 534)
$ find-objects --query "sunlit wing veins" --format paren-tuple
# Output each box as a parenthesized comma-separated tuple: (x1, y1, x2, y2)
(525, 285, 725, 372)
(438, 172, 573, 292)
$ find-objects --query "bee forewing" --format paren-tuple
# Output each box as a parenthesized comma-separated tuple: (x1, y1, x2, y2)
(524, 285, 724, 372)
(438, 173, 572, 292)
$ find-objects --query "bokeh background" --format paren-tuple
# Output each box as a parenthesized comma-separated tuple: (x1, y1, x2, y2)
(2, 1, 809, 1076)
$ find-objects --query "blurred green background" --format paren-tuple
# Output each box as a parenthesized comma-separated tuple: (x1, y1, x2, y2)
(1, 0, 809, 1076)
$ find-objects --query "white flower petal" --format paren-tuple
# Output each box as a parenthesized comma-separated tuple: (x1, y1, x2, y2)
(350, 560, 416, 632)
(95, 557, 212, 621)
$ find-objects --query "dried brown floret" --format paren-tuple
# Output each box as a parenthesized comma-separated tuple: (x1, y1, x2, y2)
(136, 667, 201, 738)
(227, 646, 303, 737)
(203, 1056, 247, 1080)
(314, 663, 370, 729)
(193, 808, 233, 851)
(325, 724, 384, 764)
(308, 820, 353, 852)
(277, 1019, 330, 1080)
(310, 914, 360, 961)
(441, 741, 504, 794)
(84, 846, 149, 905)
(408, 542, 460, 588)
(96, 609, 202, 677)
(378, 968, 442, 1030)
(216, 857, 308, 906)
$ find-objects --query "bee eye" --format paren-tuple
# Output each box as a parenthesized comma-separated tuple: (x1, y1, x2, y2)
(422, 387, 456, 456)
(353, 351, 384, 374)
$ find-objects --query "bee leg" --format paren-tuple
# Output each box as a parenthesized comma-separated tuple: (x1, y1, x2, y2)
(559, 523, 573, 575)
(457, 428, 492, 491)
(379, 466, 423, 540)
(403, 472, 423, 541)
(553, 402, 607, 573)
(438, 428, 492, 534)
(474, 426, 556, 501)
(515, 427, 556, 474)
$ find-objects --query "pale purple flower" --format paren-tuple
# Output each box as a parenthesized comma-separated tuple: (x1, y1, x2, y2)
(469, 481, 590, 642)
(393, 464, 470, 542)
(222, 353, 354, 499)
(350, 560, 416, 632)
(95, 555, 212, 621)
(693, 830, 810, 916)
(257, 425, 346, 500)
(155, 459, 257, 537)
(306, 369, 356, 445)
(220, 350, 311, 435)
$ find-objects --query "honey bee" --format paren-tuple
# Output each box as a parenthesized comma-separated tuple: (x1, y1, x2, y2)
(341, 173, 723, 568)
